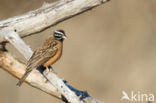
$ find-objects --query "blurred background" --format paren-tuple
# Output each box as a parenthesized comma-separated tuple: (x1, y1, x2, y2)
(0, 0, 156, 103)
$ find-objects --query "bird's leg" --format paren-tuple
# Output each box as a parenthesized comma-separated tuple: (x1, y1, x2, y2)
(48, 66, 54, 72)
(36, 65, 46, 74)
(36, 65, 49, 83)
(37, 65, 55, 83)
(43, 66, 55, 83)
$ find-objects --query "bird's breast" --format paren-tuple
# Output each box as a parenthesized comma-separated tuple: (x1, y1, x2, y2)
(43, 41, 62, 67)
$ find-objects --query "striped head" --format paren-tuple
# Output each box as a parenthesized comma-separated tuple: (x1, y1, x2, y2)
(53, 30, 67, 42)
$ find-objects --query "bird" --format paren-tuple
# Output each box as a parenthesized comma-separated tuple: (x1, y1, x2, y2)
(17, 30, 67, 86)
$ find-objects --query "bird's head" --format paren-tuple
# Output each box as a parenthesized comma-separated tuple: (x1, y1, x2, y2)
(53, 30, 67, 42)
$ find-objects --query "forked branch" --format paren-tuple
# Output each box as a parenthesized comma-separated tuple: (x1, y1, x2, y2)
(0, 0, 109, 103)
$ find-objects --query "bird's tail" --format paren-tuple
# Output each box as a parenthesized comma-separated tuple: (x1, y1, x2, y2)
(16, 69, 31, 87)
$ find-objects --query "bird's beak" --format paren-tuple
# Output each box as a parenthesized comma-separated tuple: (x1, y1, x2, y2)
(62, 35, 67, 39)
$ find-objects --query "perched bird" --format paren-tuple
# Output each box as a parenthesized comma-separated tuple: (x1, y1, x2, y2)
(17, 30, 67, 86)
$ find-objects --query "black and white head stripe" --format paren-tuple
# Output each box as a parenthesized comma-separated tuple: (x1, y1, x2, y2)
(54, 30, 65, 35)
(53, 30, 66, 41)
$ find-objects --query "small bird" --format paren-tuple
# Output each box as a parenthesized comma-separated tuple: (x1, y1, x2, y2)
(17, 30, 67, 86)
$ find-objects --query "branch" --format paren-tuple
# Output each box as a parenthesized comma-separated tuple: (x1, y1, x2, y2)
(43, 67, 81, 103)
(0, 51, 104, 103)
(43, 68, 104, 103)
(0, 0, 108, 43)
(1, 30, 33, 59)
(0, 52, 61, 99)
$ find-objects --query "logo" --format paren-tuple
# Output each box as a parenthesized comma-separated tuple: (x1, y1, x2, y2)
(121, 91, 154, 102)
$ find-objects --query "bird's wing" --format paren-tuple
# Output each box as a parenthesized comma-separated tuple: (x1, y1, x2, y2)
(27, 39, 58, 69)
(17, 38, 59, 86)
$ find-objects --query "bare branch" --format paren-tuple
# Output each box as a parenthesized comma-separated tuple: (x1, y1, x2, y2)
(0, 0, 108, 43)
(43, 68, 81, 103)
(0, 52, 104, 103)
(0, 52, 62, 99)
(0, 30, 33, 59)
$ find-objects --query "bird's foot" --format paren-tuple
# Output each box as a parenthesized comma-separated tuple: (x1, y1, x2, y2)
(48, 66, 54, 72)
(44, 66, 55, 83)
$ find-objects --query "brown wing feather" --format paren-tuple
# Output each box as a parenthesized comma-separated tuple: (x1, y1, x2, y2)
(27, 37, 58, 68)
(27, 47, 57, 68)
(17, 37, 58, 86)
